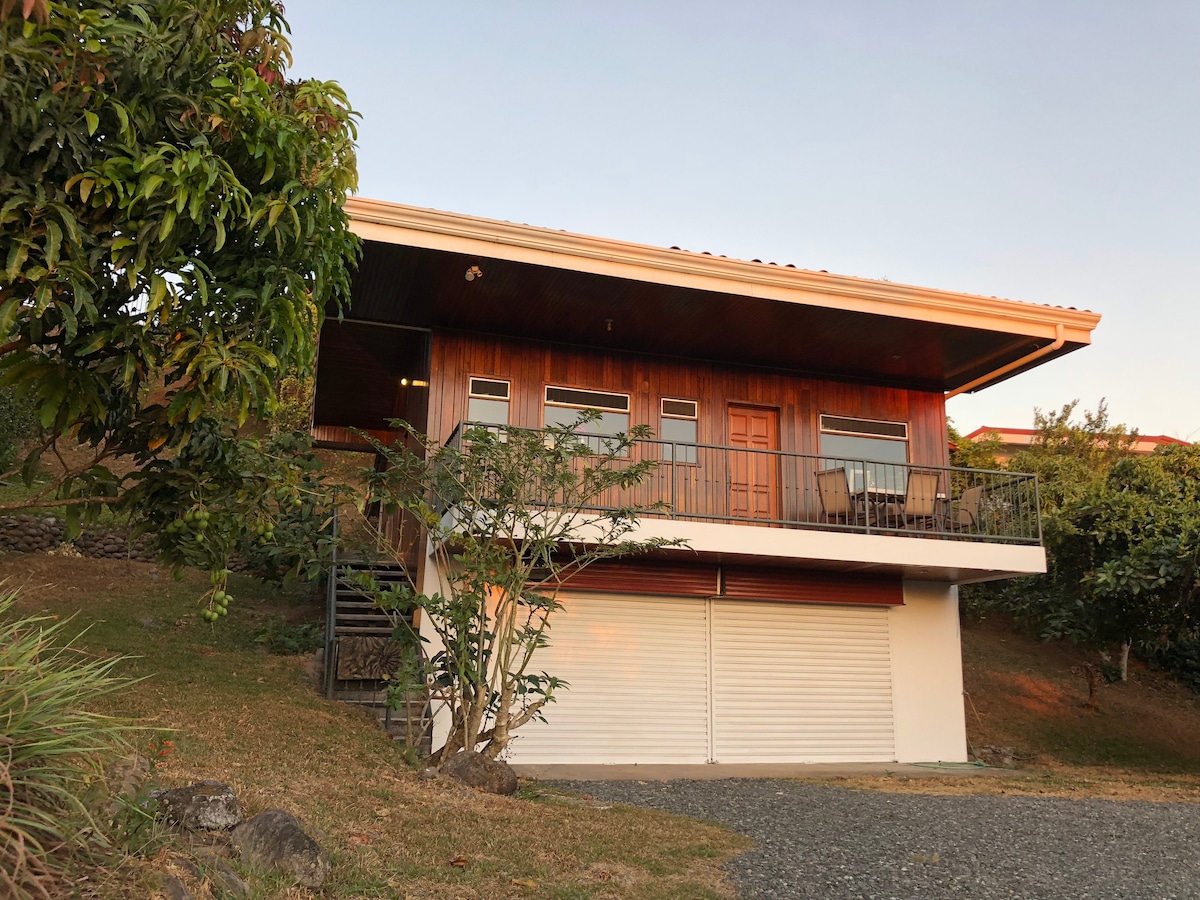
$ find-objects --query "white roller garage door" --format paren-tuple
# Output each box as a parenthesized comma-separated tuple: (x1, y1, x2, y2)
(508, 593, 711, 764)
(710, 600, 895, 763)
(506, 594, 895, 765)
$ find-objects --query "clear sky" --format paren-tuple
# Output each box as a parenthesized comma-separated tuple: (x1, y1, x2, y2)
(285, 1, 1200, 439)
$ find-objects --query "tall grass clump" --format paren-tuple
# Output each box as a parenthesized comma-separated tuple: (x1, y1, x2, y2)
(0, 592, 132, 899)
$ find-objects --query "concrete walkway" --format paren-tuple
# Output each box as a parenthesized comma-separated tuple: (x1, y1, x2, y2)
(514, 761, 1019, 781)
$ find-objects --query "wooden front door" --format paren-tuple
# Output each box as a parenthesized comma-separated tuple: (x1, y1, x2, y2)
(728, 405, 779, 521)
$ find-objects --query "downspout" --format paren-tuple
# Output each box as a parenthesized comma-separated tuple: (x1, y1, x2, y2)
(945, 323, 1065, 399)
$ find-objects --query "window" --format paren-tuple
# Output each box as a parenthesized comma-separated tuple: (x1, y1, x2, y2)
(660, 398, 698, 463)
(467, 377, 510, 426)
(819, 414, 908, 492)
(544, 386, 630, 452)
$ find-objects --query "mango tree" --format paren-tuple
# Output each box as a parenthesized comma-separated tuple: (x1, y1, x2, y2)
(1, 0, 359, 602)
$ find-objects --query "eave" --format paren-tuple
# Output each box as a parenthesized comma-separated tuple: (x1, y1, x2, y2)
(341, 197, 1101, 393)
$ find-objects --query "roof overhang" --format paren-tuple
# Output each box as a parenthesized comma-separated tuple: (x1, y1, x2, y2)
(340, 197, 1100, 393)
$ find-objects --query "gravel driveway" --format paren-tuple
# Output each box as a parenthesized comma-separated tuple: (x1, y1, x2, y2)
(552, 779, 1200, 899)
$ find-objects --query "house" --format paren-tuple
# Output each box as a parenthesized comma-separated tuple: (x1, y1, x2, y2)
(311, 197, 1100, 768)
(963, 426, 1188, 464)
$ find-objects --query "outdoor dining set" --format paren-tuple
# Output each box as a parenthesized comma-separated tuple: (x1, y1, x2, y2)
(814, 466, 986, 534)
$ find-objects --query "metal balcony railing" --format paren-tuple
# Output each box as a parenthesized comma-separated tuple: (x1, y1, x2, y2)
(444, 422, 1043, 545)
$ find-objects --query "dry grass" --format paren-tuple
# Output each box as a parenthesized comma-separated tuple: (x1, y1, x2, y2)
(823, 615, 1200, 804)
(14, 552, 1200, 897)
(1, 554, 748, 900)
(961, 615, 1200, 773)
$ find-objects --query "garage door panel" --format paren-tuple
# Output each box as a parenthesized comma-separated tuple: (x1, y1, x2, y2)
(506, 594, 710, 765)
(711, 600, 895, 763)
(505, 593, 896, 766)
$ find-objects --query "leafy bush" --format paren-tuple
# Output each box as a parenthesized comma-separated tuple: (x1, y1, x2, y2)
(0, 385, 37, 475)
(253, 616, 324, 655)
(0, 592, 132, 900)
(1141, 632, 1200, 693)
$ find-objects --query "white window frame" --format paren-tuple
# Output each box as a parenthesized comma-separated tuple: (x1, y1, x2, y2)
(544, 385, 630, 414)
(465, 377, 512, 437)
(819, 414, 908, 441)
(660, 398, 699, 463)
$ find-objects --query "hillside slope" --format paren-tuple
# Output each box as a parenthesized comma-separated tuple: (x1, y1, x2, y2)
(962, 616, 1200, 772)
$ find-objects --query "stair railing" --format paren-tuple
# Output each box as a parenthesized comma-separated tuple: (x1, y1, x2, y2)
(323, 505, 339, 699)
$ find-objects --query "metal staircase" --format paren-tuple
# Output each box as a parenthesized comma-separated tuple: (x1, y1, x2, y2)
(323, 513, 430, 750)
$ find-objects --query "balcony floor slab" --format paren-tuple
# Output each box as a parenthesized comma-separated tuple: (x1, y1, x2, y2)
(626, 518, 1047, 584)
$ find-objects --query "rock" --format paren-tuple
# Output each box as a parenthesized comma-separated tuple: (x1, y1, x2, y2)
(440, 751, 519, 796)
(170, 854, 204, 882)
(153, 780, 242, 831)
(231, 809, 330, 888)
(185, 834, 235, 858)
(211, 859, 251, 898)
(160, 874, 194, 900)
(418, 767, 440, 781)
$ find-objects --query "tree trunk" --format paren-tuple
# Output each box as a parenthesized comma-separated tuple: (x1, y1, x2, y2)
(1119, 640, 1130, 682)
(1084, 664, 1099, 711)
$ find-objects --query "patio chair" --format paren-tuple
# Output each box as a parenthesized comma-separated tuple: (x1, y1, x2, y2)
(815, 467, 867, 526)
(882, 470, 943, 530)
(950, 484, 986, 533)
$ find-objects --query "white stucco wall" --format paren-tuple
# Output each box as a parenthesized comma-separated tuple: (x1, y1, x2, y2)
(418, 543, 970, 765)
(889, 581, 968, 763)
(415, 538, 454, 753)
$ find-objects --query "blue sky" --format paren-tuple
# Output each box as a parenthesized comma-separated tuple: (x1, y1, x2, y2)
(286, 1, 1200, 439)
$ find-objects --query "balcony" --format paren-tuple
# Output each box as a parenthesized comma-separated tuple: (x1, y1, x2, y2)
(446, 422, 1042, 547)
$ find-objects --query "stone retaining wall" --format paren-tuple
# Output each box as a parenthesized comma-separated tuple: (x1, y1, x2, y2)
(0, 514, 156, 562)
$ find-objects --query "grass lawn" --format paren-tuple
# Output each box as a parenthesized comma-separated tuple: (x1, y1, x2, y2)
(3, 554, 749, 900)
(11, 553, 1200, 899)
(827, 615, 1200, 804)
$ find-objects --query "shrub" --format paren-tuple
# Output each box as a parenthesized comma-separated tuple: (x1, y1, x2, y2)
(0, 592, 132, 900)
(253, 615, 325, 655)
(0, 385, 37, 475)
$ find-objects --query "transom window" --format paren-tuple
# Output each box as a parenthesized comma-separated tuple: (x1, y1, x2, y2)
(660, 398, 698, 463)
(467, 377, 510, 425)
(819, 414, 908, 492)
(544, 386, 630, 450)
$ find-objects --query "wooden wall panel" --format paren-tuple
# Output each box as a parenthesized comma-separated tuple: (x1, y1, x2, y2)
(722, 566, 903, 606)
(559, 560, 720, 597)
(428, 329, 949, 470)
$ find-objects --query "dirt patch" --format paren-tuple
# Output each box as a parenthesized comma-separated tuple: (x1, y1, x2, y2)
(822, 768, 1200, 804)
(963, 618, 1200, 772)
(0, 553, 180, 608)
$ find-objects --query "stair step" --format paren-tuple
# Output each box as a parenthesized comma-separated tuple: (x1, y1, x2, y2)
(333, 626, 395, 636)
(333, 604, 405, 616)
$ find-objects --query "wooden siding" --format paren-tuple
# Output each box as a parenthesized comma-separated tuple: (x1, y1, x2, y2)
(722, 566, 903, 606)
(427, 329, 950, 469)
(558, 560, 720, 597)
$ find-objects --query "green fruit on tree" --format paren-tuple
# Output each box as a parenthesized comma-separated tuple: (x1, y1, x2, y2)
(216, 606, 228, 617)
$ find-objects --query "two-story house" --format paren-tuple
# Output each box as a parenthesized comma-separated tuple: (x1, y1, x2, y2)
(312, 197, 1100, 768)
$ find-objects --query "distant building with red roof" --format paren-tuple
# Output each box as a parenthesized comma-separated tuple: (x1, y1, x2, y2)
(963, 426, 1189, 463)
